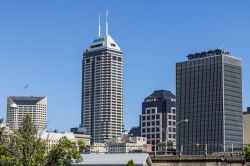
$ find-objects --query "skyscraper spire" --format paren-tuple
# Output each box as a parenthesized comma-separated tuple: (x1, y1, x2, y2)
(106, 10, 108, 36)
(98, 13, 101, 37)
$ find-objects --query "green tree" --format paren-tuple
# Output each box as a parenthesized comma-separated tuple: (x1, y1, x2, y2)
(77, 140, 87, 153)
(0, 114, 82, 166)
(127, 159, 135, 166)
(244, 144, 250, 161)
(45, 136, 82, 166)
(6, 114, 46, 166)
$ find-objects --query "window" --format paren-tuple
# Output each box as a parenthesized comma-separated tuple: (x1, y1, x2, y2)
(118, 57, 122, 61)
(147, 116, 150, 120)
(142, 116, 145, 120)
(168, 115, 171, 119)
(111, 43, 116, 47)
(156, 115, 160, 119)
(147, 128, 150, 132)
(152, 115, 155, 120)
(152, 128, 155, 132)
(169, 134, 172, 138)
(142, 122, 145, 127)
(152, 121, 155, 126)
(152, 134, 155, 138)
(85, 59, 90, 63)
(147, 109, 150, 114)
(112, 56, 117, 61)
(156, 121, 160, 125)
(147, 122, 150, 126)
(152, 109, 155, 113)
(142, 129, 145, 133)
(172, 109, 176, 113)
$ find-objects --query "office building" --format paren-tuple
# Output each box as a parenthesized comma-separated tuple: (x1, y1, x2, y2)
(243, 107, 250, 145)
(6, 96, 47, 130)
(176, 49, 243, 154)
(140, 90, 176, 152)
(80, 14, 124, 143)
(129, 126, 141, 137)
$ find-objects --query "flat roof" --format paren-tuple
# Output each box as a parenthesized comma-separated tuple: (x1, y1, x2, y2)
(72, 153, 152, 166)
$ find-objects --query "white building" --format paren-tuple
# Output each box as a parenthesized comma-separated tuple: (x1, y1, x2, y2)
(80, 14, 124, 143)
(41, 131, 91, 150)
(6, 96, 47, 130)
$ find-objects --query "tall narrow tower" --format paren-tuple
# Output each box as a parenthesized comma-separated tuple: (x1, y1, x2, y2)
(81, 14, 124, 143)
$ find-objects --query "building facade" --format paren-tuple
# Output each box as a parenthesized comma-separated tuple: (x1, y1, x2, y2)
(129, 126, 141, 137)
(41, 131, 91, 150)
(243, 107, 250, 145)
(176, 49, 243, 155)
(140, 90, 176, 152)
(6, 96, 47, 130)
(81, 22, 124, 143)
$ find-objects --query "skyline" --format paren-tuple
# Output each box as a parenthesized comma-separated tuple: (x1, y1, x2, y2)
(0, 0, 250, 132)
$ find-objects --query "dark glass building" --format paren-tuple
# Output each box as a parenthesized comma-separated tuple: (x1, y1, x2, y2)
(140, 90, 176, 152)
(176, 49, 243, 155)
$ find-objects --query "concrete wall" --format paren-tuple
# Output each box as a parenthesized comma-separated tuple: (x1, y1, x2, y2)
(153, 162, 242, 166)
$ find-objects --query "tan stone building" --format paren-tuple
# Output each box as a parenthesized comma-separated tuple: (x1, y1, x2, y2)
(243, 107, 250, 145)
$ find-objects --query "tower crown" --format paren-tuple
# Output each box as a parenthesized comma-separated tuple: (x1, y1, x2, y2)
(86, 35, 121, 52)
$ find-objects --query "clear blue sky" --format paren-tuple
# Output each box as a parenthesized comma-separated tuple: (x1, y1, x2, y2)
(0, 0, 249, 131)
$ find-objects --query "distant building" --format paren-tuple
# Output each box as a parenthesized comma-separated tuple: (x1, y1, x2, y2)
(140, 90, 176, 153)
(41, 131, 91, 150)
(90, 142, 108, 154)
(243, 107, 250, 145)
(129, 126, 141, 137)
(108, 136, 151, 153)
(176, 49, 243, 155)
(80, 15, 124, 143)
(6, 96, 47, 130)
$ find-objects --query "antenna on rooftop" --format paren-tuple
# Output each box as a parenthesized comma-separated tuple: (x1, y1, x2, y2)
(106, 10, 108, 36)
(98, 13, 101, 37)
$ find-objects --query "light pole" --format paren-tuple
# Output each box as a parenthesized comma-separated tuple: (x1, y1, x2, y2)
(176, 119, 188, 156)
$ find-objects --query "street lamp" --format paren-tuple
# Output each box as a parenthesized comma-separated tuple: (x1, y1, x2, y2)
(176, 119, 188, 126)
(176, 119, 188, 156)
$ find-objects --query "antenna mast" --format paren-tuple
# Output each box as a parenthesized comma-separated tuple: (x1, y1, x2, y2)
(106, 10, 108, 36)
(98, 13, 101, 37)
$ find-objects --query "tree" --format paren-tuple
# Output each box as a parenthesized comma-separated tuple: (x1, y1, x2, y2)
(0, 114, 82, 166)
(244, 144, 250, 161)
(6, 114, 46, 166)
(45, 137, 82, 166)
(77, 140, 87, 153)
(127, 159, 135, 166)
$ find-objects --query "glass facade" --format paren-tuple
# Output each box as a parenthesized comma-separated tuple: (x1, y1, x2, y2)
(176, 50, 243, 155)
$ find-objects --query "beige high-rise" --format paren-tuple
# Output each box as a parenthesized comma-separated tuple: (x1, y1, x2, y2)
(6, 96, 47, 130)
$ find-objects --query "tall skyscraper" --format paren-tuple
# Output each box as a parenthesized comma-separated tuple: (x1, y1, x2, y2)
(140, 90, 176, 152)
(6, 96, 47, 130)
(176, 49, 243, 155)
(80, 14, 124, 143)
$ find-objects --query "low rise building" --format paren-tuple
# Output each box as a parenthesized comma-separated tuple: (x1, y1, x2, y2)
(244, 107, 250, 145)
(41, 131, 90, 150)
(108, 136, 151, 153)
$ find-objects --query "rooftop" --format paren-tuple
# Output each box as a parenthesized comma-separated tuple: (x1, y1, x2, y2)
(72, 153, 152, 166)
(187, 49, 230, 60)
(85, 34, 121, 52)
(8, 96, 46, 105)
(145, 90, 175, 102)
